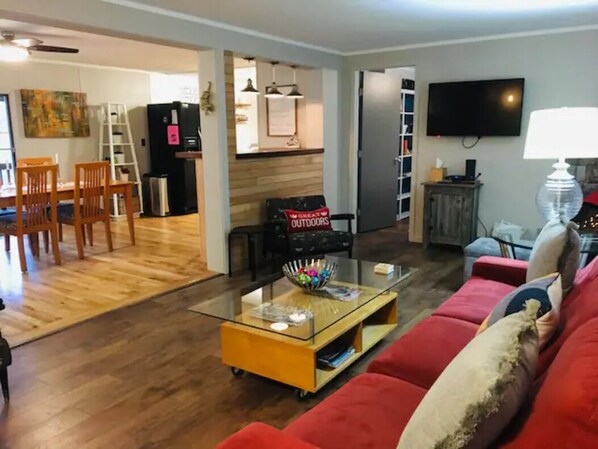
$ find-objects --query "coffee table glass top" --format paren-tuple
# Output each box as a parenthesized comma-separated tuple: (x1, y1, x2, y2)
(189, 256, 415, 341)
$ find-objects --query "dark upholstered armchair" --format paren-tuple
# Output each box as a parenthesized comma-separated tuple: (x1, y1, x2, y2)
(264, 195, 354, 268)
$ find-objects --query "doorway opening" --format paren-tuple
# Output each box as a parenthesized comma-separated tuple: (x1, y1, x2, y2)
(0, 94, 16, 188)
(356, 67, 416, 234)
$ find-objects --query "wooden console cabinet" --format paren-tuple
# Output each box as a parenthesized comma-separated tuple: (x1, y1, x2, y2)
(422, 182, 482, 249)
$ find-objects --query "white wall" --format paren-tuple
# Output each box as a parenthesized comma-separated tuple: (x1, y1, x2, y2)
(346, 29, 598, 241)
(150, 73, 200, 104)
(0, 60, 151, 179)
(255, 62, 324, 149)
(233, 66, 259, 152)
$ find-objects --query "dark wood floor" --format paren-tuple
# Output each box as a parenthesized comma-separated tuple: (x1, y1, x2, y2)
(0, 222, 464, 449)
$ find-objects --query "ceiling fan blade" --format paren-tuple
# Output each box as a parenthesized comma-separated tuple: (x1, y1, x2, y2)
(30, 45, 79, 54)
(12, 38, 43, 47)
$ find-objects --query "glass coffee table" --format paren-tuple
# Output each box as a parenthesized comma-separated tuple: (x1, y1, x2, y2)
(189, 256, 415, 398)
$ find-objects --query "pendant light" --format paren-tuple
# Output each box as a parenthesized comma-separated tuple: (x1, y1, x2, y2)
(286, 65, 304, 99)
(265, 61, 284, 98)
(240, 57, 259, 94)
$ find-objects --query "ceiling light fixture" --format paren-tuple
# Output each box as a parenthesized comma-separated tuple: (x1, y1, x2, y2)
(240, 56, 259, 95)
(286, 65, 304, 99)
(0, 43, 28, 62)
(265, 61, 284, 98)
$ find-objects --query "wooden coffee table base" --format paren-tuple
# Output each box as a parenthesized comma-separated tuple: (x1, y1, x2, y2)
(220, 291, 398, 397)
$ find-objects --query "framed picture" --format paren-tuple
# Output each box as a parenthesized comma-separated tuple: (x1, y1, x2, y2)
(20, 89, 90, 138)
(267, 97, 297, 136)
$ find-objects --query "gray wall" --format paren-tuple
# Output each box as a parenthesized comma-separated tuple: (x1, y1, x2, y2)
(346, 29, 598, 241)
(0, 61, 151, 179)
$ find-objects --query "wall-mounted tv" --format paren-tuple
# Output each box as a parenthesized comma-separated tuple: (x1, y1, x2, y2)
(427, 78, 525, 137)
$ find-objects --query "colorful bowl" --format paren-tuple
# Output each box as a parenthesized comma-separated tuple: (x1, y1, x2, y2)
(283, 259, 337, 291)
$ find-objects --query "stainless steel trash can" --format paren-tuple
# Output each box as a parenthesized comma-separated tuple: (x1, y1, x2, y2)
(149, 175, 170, 217)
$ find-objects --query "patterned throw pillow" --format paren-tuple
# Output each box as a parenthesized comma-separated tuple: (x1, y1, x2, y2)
(527, 219, 580, 294)
(284, 208, 332, 233)
(397, 301, 540, 449)
(478, 273, 562, 348)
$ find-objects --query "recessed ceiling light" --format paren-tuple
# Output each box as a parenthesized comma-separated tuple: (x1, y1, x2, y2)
(417, 0, 598, 11)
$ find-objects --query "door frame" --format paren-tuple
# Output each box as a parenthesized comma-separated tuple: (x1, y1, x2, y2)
(350, 66, 419, 240)
(0, 93, 16, 168)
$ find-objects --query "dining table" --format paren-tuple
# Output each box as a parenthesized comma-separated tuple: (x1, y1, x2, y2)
(0, 179, 136, 245)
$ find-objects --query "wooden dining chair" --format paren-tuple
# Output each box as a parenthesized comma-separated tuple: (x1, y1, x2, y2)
(58, 161, 113, 259)
(16, 157, 53, 168)
(14, 157, 63, 254)
(0, 165, 61, 272)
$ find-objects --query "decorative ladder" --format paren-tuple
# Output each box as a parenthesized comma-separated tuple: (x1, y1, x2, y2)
(98, 103, 144, 218)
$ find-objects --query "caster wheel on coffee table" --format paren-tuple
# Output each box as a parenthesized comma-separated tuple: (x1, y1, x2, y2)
(231, 367, 245, 377)
(295, 389, 310, 400)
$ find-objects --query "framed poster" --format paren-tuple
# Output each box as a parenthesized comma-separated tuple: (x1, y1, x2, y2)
(20, 89, 90, 138)
(267, 97, 297, 136)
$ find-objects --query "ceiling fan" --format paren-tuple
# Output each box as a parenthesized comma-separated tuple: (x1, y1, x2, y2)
(0, 31, 79, 62)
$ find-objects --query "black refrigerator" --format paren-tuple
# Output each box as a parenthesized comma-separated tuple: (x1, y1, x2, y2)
(147, 102, 201, 215)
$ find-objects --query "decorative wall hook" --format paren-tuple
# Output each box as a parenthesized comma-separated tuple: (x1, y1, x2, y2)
(201, 81, 215, 115)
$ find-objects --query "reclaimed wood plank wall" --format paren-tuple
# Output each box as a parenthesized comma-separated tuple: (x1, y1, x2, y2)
(224, 51, 324, 271)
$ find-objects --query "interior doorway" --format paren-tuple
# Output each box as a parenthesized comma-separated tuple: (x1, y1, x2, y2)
(0, 94, 16, 186)
(356, 67, 416, 233)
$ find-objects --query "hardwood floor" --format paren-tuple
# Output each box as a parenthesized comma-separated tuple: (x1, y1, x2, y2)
(0, 221, 464, 449)
(0, 214, 216, 347)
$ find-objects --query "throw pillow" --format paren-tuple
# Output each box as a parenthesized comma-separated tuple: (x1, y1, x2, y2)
(477, 273, 562, 348)
(526, 219, 580, 294)
(397, 301, 540, 449)
(284, 208, 332, 233)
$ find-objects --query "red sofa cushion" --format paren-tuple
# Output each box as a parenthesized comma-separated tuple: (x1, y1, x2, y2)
(497, 317, 598, 449)
(285, 373, 426, 449)
(217, 422, 319, 449)
(433, 277, 516, 324)
(367, 316, 479, 389)
(534, 257, 598, 375)
(472, 256, 529, 287)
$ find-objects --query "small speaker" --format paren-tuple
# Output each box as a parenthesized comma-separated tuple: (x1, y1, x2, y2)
(465, 159, 476, 181)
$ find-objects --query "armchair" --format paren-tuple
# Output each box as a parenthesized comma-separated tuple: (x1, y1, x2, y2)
(264, 195, 354, 270)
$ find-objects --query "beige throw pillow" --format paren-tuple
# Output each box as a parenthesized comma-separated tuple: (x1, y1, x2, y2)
(526, 219, 580, 293)
(397, 301, 540, 449)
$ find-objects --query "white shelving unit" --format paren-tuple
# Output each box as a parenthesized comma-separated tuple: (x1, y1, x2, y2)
(98, 103, 143, 218)
(397, 82, 414, 221)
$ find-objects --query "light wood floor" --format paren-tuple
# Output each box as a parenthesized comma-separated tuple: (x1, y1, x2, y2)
(0, 214, 216, 347)
(1, 222, 465, 449)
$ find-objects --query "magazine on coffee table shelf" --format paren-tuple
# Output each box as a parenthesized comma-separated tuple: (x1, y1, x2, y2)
(308, 284, 363, 302)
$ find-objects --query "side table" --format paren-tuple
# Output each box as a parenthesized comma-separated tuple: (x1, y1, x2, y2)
(228, 225, 264, 281)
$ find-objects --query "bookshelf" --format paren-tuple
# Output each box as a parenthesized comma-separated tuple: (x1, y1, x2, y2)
(397, 81, 415, 221)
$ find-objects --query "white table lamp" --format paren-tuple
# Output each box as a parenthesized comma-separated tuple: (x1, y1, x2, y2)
(524, 107, 598, 221)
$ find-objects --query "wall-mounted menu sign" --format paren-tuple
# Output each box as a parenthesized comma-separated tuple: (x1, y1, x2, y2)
(267, 97, 297, 136)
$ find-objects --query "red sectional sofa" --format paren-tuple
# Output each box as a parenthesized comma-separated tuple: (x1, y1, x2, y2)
(218, 256, 598, 449)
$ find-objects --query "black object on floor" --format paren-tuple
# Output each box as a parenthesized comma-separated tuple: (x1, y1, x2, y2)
(0, 297, 10, 402)
(228, 225, 265, 282)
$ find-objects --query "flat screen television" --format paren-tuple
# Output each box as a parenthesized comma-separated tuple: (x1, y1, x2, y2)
(427, 78, 525, 137)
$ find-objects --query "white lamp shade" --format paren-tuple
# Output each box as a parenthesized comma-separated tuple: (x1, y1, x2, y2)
(524, 107, 598, 159)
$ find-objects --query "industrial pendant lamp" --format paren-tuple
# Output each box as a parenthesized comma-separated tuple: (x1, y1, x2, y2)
(265, 61, 284, 98)
(240, 57, 259, 94)
(286, 65, 304, 99)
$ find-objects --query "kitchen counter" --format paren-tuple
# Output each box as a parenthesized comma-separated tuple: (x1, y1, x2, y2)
(175, 151, 202, 159)
(235, 147, 324, 160)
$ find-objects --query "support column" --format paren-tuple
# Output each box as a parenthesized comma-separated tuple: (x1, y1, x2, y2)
(198, 49, 230, 273)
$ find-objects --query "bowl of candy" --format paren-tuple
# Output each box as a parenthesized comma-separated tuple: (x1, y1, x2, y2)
(282, 258, 337, 291)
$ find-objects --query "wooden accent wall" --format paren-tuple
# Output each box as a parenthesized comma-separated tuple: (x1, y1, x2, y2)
(224, 52, 324, 271)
